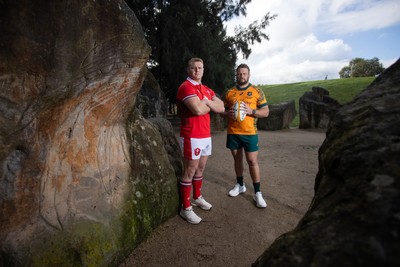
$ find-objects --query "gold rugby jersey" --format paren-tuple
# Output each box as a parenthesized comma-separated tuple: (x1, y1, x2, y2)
(223, 84, 268, 135)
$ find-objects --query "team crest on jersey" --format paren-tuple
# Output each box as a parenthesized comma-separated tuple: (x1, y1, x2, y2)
(194, 148, 201, 156)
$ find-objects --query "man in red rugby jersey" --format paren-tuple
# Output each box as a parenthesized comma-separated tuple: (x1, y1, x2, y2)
(176, 57, 224, 224)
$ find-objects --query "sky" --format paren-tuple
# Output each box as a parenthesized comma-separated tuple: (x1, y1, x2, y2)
(224, 0, 400, 85)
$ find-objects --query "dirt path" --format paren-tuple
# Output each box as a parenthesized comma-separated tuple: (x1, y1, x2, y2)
(120, 129, 326, 267)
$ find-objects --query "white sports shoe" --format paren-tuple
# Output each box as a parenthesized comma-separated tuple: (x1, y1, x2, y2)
(253, 192, 267, 208)
(228, 183, 246, 197)
(192, 196, 212, 210)
(180, 206, 202, 224)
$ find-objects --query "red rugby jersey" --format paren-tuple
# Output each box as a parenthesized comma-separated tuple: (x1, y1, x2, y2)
(176, 78, 216, 138)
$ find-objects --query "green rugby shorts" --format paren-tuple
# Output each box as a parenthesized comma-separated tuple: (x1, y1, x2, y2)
(226, 134, 259, 152)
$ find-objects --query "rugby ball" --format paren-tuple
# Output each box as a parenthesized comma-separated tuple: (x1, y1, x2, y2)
(233, 101, 246, 121)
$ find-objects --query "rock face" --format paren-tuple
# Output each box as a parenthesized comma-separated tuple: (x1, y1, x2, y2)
(299, 87, 340, 129)
(257, 100, 297, 130)
(253, 60, 400, 266)
(148, 117, 183, 177)
(136, 71, 168, 119)
(0, 0, 179, 266)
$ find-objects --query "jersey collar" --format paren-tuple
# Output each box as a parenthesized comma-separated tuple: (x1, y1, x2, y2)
(187, 77, 201, 85)
(236, 83, 252, 90)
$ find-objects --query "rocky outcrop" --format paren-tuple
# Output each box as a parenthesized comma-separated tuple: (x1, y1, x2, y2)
(136, 71, 168, 119)
(0, 0, 179, 266)
(148, 117, 183, 177)
(257, 100, 297, 130)
(253, 60, 400, 266)
(299, 87, 340, 129)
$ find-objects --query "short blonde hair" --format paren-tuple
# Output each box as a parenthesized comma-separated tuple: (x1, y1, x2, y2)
(187, 57, 203, 67)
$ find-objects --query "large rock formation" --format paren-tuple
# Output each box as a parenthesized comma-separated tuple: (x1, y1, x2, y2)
(257, 100, 297, 131)
(299, 87, 340, 129)
(0, 0, 179, 266)
(136, 71, 168, 119)
(148, 117, 183, 177)
(253, 60, 400, 266)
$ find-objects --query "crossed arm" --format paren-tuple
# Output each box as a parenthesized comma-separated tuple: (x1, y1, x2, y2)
(184, 95, 225, 115)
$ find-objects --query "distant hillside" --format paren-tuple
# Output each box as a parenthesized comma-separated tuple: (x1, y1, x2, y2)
(260, 77, 375, 128)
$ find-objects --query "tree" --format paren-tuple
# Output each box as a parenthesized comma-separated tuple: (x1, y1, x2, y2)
(339, 57, 385, 78)
(125, 0, 276, 104)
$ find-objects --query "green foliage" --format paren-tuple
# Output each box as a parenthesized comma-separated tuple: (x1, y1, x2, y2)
(232, 12, 277, 59)
(218, 0, 252, 21)
(338, 65, 351, 78)
(260, 77, 375, 127)
(339, 57, 385, 78)
(125, 0, 276, 101)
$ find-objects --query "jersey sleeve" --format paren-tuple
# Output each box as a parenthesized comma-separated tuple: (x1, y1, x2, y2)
(257, 87, 268, 108)
(177, 82, 197, 102)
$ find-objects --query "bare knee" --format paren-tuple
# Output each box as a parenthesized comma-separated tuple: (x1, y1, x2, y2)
(246, 158, 258, 167)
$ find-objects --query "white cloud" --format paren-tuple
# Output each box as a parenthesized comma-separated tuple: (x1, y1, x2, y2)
(242, 34, 352, 84)
(289, 35, 352, 62)
(321, 0, 400, 34)
(225, 0, 400, 84)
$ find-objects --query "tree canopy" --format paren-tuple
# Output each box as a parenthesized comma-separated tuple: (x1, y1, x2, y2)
(125, 0, 276, 103)
(339, 57, 385, 78)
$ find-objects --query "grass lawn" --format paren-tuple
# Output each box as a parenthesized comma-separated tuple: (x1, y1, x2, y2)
(260, 76, 375, 127)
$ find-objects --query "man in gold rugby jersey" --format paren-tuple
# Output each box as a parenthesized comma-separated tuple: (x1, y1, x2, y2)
(221, 63, 269, 208)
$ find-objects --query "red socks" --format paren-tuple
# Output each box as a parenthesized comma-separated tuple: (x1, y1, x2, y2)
(180, 180, 192, 209)
(180, 176, 203, 208)
(192, 176, 203, 199)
